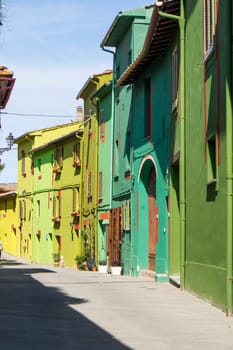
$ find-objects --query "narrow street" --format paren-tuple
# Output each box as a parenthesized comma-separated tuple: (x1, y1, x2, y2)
(0, 253, 233, 350)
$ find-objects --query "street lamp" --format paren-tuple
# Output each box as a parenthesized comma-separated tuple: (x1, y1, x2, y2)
(0, 132, 15, 155)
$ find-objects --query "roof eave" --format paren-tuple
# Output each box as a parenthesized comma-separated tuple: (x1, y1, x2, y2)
(115, 0, 180, 87)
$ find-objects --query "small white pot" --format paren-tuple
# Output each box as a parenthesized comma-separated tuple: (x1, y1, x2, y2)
(110, 266, 122, 275)
(98, 265, 108, 273)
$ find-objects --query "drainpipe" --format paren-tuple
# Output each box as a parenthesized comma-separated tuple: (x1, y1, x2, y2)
(100, 45, 116, 210)
(75, 131, 83, 239)
(225, 0, 232, 316)
(158, 1, 185, 288)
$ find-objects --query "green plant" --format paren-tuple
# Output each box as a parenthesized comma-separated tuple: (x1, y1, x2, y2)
(99, 259, 107, 265)
(53, 252, 60, 262)
(75, 255, 87, 270)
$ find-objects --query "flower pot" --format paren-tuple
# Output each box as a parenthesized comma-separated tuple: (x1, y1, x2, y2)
(98, 265, 108, 274)
(110, 266, 122, 275)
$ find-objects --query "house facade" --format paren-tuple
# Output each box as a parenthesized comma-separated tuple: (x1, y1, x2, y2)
(15, 122, 83, 264)
(76, 70, 112, 265)
(0, 183, 18, 256)
(93, 82, 113, 266)
(114, 1, 179, 281)
(184, 0, 233, 314)
(101, 5, 154, 274)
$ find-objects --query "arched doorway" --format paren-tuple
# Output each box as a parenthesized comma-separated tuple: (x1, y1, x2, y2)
(148, 167, 158, 271)
(137, 155, 158, 273)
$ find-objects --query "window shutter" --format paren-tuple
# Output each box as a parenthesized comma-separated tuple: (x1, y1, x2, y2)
(98, 172, 103, 199)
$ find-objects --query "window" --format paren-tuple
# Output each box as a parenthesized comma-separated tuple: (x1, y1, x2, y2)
(128, 49, 132, 67)
(121, 201, 131, 231)
(113, 142, 119, 179)
(207, 136, 217, 185)
(144, 78, 152, 138)
(31, 161, 34, 175)
(72, 142, 81, 167)
(88, 171, 92, 199)
(19, 200, 26, 221)
(37, 200, 40, 218)
(21, 150, 26, 176)
(52, 193, 61, 221)
(72, 187, 80, 215)
(99, 109, 105, 143)
(38, 159, 41, 172)
(204, 0, 215, 56)
(53, 147, 63, 172)
(172, 45, 179, 110)
(116, 65, 120, 99)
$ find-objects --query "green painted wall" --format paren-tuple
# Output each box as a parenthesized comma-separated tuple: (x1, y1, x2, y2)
(102, 7, 153, 273)
(130, 53, 171, 280)
(32, 127, 83, 267)
(32, 149, 54, 264)
(16, 122, 83, 266)
(95, 82, 112, 265)
(184, 0, 229, 310)
(78, 71, 112, 264)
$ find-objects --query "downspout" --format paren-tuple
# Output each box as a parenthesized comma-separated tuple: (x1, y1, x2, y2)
(158, 0, 185, 288)
(100, 45, 116, 210)
(226, 0, 232, 316)
(75, 132, 83, 241)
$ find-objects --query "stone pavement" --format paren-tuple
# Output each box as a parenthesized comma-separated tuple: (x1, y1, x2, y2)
(0, 252, 233, 349)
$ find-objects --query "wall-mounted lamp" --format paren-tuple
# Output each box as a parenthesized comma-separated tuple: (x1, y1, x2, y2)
(0, 132, 15, 155)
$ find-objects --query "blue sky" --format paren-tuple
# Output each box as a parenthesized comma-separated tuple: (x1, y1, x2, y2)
(0, 0, 149, 183)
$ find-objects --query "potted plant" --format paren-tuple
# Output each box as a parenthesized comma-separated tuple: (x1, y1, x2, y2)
(53, 252, 60, 267)
(75, 255, 87, 270)
(86, 257, 96, 271)
(98, 259, 108, 274)
(110, 261, 122, 275)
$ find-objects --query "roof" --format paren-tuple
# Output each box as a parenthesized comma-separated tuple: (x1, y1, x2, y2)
(0, 183, 17, 198)
(101, 6, 154, 48)
(14, 121, 82, 144)
(76, 70, 112, 100)
(30, 129, 83, 154)
(0, 66, 16, 109)
(91, 81, 112, 100)
(115, 0, 180, 87)
(0, 190, 17, 198)
(0, 183, 17, 192)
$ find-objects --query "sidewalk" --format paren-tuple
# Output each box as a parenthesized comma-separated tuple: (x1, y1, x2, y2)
(1, 252, 233, 349)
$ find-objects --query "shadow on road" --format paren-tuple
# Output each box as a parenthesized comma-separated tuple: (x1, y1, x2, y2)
(0, 258, 26, 266)
(0, 261, 132, 350)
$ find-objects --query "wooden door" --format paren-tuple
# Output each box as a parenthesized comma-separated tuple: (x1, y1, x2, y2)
(148, 168, 157, 271)
(108, 207, 121, 266)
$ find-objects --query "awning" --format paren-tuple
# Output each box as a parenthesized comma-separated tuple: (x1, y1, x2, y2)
(0, 66, 16, 109)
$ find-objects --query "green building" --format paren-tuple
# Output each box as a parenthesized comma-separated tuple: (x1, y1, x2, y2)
(101, 5, 154, 274)
(92, 81, 113, 268)
(184, 0, 233, 314)
(113, 1, 179, 281)
(76, 70, 112, 266)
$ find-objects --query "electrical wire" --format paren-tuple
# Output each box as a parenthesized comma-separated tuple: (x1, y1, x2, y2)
(1, 111, 74, 118)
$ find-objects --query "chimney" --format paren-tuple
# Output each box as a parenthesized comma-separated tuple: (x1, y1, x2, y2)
(76, 106, 84, 121)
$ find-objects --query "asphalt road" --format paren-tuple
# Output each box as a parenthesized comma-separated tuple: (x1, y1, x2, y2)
(0, 253, 233, 349)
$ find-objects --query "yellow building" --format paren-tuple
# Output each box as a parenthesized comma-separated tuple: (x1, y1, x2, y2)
(76, 70, 112, 264)
(14, 122, 83, 262)
(0, 183, 18, 257)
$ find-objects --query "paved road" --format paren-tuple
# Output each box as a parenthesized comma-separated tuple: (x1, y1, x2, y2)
(0, 253, 233, 350)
